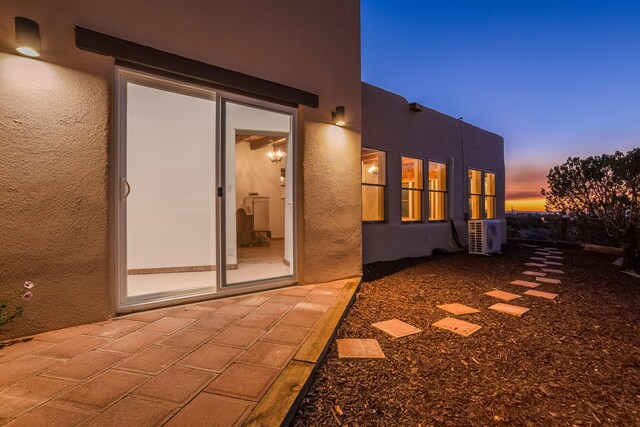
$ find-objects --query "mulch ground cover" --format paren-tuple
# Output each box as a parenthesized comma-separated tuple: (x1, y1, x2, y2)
(293, 244, 640, 426)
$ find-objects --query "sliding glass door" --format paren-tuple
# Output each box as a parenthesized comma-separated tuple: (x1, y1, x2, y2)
(118, 70, 218, 305)
(222, 100, 295, 287)
(116, 69, 295, 309)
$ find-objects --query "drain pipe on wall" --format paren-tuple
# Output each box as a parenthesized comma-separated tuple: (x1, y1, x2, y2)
(448, 156, 465, 249)
(459, 117, 467, 221)
(449, 117, 466, 249)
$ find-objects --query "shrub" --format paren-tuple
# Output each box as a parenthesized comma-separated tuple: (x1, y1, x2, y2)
(0, 281, 35, 327)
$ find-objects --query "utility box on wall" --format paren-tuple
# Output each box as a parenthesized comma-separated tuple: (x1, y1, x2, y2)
(468, 220, 502, 255)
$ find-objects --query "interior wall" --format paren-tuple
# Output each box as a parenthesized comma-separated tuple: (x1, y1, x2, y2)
(235, 142, 286, 239)
(126, 82, 216, 271)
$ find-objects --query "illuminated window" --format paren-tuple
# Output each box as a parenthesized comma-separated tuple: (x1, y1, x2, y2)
(469, 169, 497, 220)
(468, 169, 483, 220)
(428, 161, 447, 221)
(361, 148, 386, 222)
(484, 172, 496, 219)
(401, 156, 423, 222)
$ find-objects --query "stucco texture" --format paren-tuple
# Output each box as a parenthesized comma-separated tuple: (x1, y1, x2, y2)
(0, 0, 361, 338)
(0, 53, 112, 339)
(361, 83, 505, 264)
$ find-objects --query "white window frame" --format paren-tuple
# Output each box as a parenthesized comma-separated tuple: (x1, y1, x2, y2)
(428, 159, 448, 222)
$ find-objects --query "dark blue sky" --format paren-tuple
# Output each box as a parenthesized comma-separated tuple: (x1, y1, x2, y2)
(361, 0, 640, 208)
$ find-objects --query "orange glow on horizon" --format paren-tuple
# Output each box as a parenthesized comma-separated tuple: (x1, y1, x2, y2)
(506, 197, 546, 212)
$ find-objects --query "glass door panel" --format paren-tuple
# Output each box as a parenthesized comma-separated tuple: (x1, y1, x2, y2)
(223, 100, 294, 286)
(124, 78, 217, 300)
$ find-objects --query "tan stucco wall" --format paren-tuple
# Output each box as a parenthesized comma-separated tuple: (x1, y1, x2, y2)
(0, 0, 361, 339)
(0, 54, 113, 338)
(361, 83, 505, 264)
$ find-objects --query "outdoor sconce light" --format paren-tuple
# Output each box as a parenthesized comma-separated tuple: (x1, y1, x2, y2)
(15, 17, 41, 58)
(332, 106, 346, 126)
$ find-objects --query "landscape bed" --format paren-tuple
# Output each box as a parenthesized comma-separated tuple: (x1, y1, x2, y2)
(293, 244, 640, 426)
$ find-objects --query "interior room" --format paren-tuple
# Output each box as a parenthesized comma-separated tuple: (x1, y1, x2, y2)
(233, 132, 290, 282)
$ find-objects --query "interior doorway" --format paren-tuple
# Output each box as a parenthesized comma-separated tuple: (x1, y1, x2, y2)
(223, 101, 294, 286)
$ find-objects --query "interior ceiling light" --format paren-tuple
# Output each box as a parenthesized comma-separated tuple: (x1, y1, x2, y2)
(267, 142, 286, 164)
(332, 106, 346, 126)
(367, 164, 379, 175)
(15, 17, 41, 58)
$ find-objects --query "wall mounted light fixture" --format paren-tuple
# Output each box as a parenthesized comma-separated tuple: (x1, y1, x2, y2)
(15, 17, 41, 58)
(331, 106, 345, 126)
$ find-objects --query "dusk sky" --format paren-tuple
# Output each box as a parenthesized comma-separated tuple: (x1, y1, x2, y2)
(361, 0, 640, 211)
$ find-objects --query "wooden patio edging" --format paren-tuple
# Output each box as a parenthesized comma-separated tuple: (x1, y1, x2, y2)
(243, 278, 361, 426)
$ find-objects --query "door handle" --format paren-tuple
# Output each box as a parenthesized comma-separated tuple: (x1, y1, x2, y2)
(121, 178, 131, 200)
(217, 187, 223, 197)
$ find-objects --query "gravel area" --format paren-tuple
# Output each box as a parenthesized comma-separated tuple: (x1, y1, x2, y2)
(293, 244, 640, 426)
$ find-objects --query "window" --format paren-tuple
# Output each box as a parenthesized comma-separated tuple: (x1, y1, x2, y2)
(361, 148, 386, 222)
(468, 169, 497, 220)
(428, 161, 447, 221)
(468, 169, 483, 220)
(484, 172, 496, 219)
(401, 156, 423, 222)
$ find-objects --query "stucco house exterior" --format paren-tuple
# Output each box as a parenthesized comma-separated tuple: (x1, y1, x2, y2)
(0, 1, 503, 339)
(361, 83, 505, 263)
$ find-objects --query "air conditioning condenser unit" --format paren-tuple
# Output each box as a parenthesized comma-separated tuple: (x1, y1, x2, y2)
(468, 219, 502, 255)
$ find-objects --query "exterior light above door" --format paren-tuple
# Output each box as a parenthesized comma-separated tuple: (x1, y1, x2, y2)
(332, 106, 346, 126)
(15, 17, 41, 58)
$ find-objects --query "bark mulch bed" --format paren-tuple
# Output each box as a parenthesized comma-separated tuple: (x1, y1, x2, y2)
(293, 244, 640, 426)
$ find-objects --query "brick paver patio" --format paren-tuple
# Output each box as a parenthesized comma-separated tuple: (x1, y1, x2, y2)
(0, 280, 353, 426)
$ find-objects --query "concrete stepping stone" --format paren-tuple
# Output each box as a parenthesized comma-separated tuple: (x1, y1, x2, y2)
(522, 271, 546, 277)
(525, 262, 547, 268)
(436, 303, 481, 315)
(536, 277, 561, 284)
(541, 268, 565, 274)
(489, 303, 530, 317)
(524, 289, 558, 300)
(534, 251, 551, 256)
(530, 257, 547, 261)
(485, 289, 521, 301)
(546, 255, 564, 260)
(510, 279, 541, 288)
(519, 244, 539, 248)
(371, 319, 422, 338)
(543, 247, 558, 251)
(431, 317, 481, 337)
(544, 261, 564, 266)
(336, 339, 385, 359)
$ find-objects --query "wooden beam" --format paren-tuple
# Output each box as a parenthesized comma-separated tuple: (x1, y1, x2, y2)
(75, 26, 319, 108)
(236, 134, 287, 150)
(249, 137, 286, 151)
